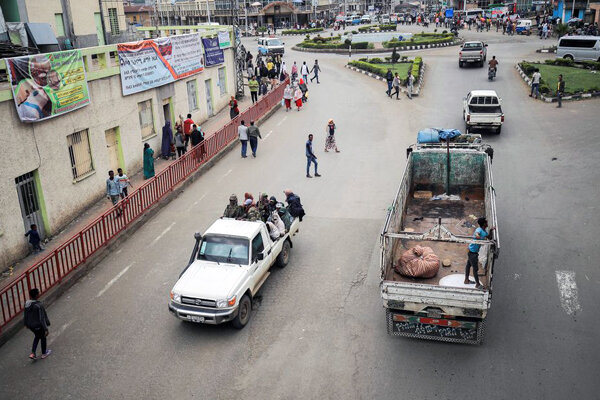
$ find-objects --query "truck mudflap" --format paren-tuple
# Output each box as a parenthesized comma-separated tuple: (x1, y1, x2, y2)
(386, 310, 485, 345)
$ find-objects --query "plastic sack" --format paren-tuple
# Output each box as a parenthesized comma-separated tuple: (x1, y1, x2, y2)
(281, 99, 285, 107)
(417, 128, 440, 143)
(394, 245, 440, 278)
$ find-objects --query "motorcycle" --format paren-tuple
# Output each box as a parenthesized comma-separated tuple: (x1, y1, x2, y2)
(488, 67, 496, 81)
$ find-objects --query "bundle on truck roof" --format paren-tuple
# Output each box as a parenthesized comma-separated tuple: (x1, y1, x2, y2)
(380, 134, 499, 344)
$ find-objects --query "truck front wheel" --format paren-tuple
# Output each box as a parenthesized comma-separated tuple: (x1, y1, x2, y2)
(232, 295, 252, 329)
(276, 240, 291, 268)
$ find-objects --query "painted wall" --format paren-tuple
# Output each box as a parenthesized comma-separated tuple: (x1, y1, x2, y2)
(24, 0, 62, 36)
(0, 48, 235, 270)
(71, 0, 101, 38)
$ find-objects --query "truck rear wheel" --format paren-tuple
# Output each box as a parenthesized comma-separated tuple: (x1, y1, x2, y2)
(459, 61, 463, 68)
(232, 295, 251, 329)
(276, 240, 291, 268)
(496, 126, 502, 135)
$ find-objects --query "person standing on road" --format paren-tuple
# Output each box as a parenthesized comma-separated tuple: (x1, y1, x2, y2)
(305, 134, 320, 178)
(116, 168, 132, 199)
(229, 96, 239, 120)
(464, 217, 495, 290)
(391, 73, 401, 100)
(143, 143, 155, 179)
(106, 170, 121, 207)
(247, 121, 262, 158)
(406, 71, 415, 100)
(310, 60, 321, 84)
(291, 61, 298, 81)
(294, 84, 303, 111)
(183, 113, 195, 150)
(324, 119, 340, 152)
(557, 74, 565, 108)
(248, 76, 259, 104)
(283, 84, 293, 111)
(24, 288, 51, 360)
(530, 68, 541, 99)
(300, 61, 310, 84)
(385, 69, 393, 97)
(238, 120, 249, 158)
(284, 189, 306, 221)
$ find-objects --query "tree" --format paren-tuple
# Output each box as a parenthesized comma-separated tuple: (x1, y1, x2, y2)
(391, 46, 400, 64)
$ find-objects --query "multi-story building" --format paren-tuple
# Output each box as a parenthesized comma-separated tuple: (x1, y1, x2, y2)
(0, 0, 129, 48)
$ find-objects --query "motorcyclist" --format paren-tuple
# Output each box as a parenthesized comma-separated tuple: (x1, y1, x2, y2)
(488, 56, 498, 74)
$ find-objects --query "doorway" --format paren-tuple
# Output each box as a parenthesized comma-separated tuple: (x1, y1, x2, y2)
(205, 79, 214, 117)
(15, 171, 45, 239)
(162, 98, 172, 127)
(105, 127, 121, 172)
(94, 13, 106, 46)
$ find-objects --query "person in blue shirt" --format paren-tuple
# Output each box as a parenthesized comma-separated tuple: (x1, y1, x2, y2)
(305, 134, 321, 178)
(106, 170, 122, 216)
(464, 217, 495, 289)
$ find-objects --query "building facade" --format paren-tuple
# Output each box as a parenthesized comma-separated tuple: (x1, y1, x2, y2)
(0, 29, 236, 270)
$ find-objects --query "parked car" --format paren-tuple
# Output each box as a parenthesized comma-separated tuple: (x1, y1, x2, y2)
(463, 90, 504, 134)
(556, 36, 600, 61)
(361, 15, 372, 24)
(459, 41, 488, 68)
(381, 14, 391, 24)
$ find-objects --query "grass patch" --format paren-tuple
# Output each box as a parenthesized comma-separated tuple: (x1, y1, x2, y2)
(348, 59, 421, 81)
(521, 62, 600, 96)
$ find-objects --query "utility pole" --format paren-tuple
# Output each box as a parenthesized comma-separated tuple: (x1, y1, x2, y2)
(231, 0, 246, 98)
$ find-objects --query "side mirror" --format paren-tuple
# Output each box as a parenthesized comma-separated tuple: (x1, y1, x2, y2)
(484, 43, 488, 47)
(256, 253, 265, 261)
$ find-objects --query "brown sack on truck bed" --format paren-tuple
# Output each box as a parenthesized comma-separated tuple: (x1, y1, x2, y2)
(394, 245, 440, 279)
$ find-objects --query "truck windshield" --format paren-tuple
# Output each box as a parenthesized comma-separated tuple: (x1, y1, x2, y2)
(463, 42, 482, 49)
(268, 39, 282, 46)
(198, 235, 249, 265)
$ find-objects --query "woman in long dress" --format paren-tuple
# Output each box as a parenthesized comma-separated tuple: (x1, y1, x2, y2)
(161, 121, 173, 159)
(293, 85, 303, 111)
(143, 143, 155, 179)
(325, 119, 340, 152)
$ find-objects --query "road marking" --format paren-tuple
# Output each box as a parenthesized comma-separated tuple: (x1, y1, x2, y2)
(555, 270, 582, 315)
(150, 222, 176, 246)
(96, 263, 134, 298)
(48, 319, 75, 345)
(219, 169, 233, 181)
(185, 194, 206, 212)
(277, 116, 287, 126)
(264, 130, 273, 140)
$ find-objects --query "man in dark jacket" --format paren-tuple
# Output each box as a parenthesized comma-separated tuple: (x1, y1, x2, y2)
(385, 69, 394, 97)
(247, 121, 262, 157)
(190, 125, 206, 160)
(24, 288, 52, 360)
(283, 189, 306, 222)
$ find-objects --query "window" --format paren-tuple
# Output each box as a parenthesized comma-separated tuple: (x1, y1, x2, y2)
(251, 233, 264, 259)
(54, 13, 65, 37)
(559, 39, 597, 48)
(67, 130, 94, 179)
(108, 8, 120, 35)
(218, 67, 227, 96)
(138, 99, 155, 139)
(187, 80, 198, 111)
(198, 235, 249, 265)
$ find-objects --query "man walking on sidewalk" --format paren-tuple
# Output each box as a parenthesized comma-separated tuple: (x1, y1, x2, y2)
(406, 71, 415, 100)
(300, 61, 310, 84)
(116, 168, 132, 199)
(238, 120, 249, 158)
(557, 74, 565, 108)
(106, 170, 122, 215)
(247, 121, 262, 158)
(248, 76, 259, 104)
(385, 69, 393, 97)
(310, 60, 321, 84)
(306, 134, 321, 178)
(183, 113, 195, 149)
(24, 288, 52, 360)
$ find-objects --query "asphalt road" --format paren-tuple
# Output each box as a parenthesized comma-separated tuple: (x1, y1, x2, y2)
(1, 27, 599, 400)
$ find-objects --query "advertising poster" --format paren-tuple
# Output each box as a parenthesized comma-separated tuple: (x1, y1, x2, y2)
(118, 33, 204, 96)
(6, 50, 90, 122)
(217, 30, 231, 49)
(202, 37, 224, 67)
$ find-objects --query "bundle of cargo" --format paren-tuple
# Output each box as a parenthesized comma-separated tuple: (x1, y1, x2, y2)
(394, 245, 440, 278)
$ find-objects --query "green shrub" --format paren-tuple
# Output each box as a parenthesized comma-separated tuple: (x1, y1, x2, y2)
(442, 30, 448, 34)
(539, 84, 551, 94)
(370, 57, 383, 64)
(282, 28, 323, 34)
(580, 60, 600, 70)
(348, 61, 389, 78)
(553, 58, 574, 67)
(257, 27, 267, 32)
(521, 62, 536, 75)
(358, 57, 368, 62)
(379, 24, 397, 31)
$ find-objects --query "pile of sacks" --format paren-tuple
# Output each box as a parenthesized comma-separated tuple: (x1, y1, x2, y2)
(394, 245, 440, 278)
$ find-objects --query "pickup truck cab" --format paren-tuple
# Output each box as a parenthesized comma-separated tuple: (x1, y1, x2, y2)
(459, 41, 488, 68)
(169, 217, 299, 329)
(258, 37, 285, 56)
(463, 90, 504, 134)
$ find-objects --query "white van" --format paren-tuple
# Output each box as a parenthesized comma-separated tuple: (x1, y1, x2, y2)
(381, 14, 391, 24)
(556, 36, 600, 61)
(466, 8, 484, 21)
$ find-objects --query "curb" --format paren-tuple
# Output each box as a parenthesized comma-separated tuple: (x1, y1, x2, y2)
(536, 48, 556, 53)
(514, 63, 600, 103)
(292, 39, 461, 54)
(0, 103, 282, 348)
(345, 61, 425, 97)
(281, 30, 324, 36)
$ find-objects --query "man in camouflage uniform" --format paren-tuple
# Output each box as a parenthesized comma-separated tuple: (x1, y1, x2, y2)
(223, 194, 244, 219)
(257, 193, 270, 222)
(243, 198, 261, 221)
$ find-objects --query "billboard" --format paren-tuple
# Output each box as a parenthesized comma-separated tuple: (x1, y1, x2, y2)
(117, 33, 204, 96)
(202, 37, 224, 67)
(6, 50, 90, 122)
(217, 30, 231, 49)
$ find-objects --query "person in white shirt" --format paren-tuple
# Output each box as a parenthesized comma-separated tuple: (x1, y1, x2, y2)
(238, 120, 249, 158)
(300, 62, 310, 84)
(530, 68, 541, 99)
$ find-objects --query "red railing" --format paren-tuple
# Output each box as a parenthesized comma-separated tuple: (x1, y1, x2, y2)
(0, 78, 289, 332)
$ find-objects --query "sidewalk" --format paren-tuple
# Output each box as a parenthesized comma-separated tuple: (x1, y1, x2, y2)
(0, 90, 258, 286)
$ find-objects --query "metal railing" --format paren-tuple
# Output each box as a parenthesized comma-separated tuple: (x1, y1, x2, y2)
(0, 77, 289, 333)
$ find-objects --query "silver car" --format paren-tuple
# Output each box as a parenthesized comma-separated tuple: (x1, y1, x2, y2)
(556, 36, 600, 61)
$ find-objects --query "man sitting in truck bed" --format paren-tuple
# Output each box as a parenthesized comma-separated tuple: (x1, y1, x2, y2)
(223, 194, 244, 219)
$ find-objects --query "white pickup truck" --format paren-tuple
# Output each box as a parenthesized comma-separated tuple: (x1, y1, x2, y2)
(169, 217, 299, 329)
(463, 90, 504, 134)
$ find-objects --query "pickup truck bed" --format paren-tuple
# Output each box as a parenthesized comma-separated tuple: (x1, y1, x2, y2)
(468, 105, 502, 114)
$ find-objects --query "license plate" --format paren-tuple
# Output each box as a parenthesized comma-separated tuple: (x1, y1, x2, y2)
(189, 315, 205, 323)
(391, 313, 479, 341)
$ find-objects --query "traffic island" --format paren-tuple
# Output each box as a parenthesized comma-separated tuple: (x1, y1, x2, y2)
(516, 59, 600, 103)
(345, 56, 425, 97)
(281, 28, 324, 36)
(293, 33, 461, 54)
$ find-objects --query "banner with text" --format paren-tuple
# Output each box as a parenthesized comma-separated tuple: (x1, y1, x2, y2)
(117, 33, 204, 96)
(6, 50, 90, 122)
(202, 37, 224, 67)
(217, 30, 231, 49)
